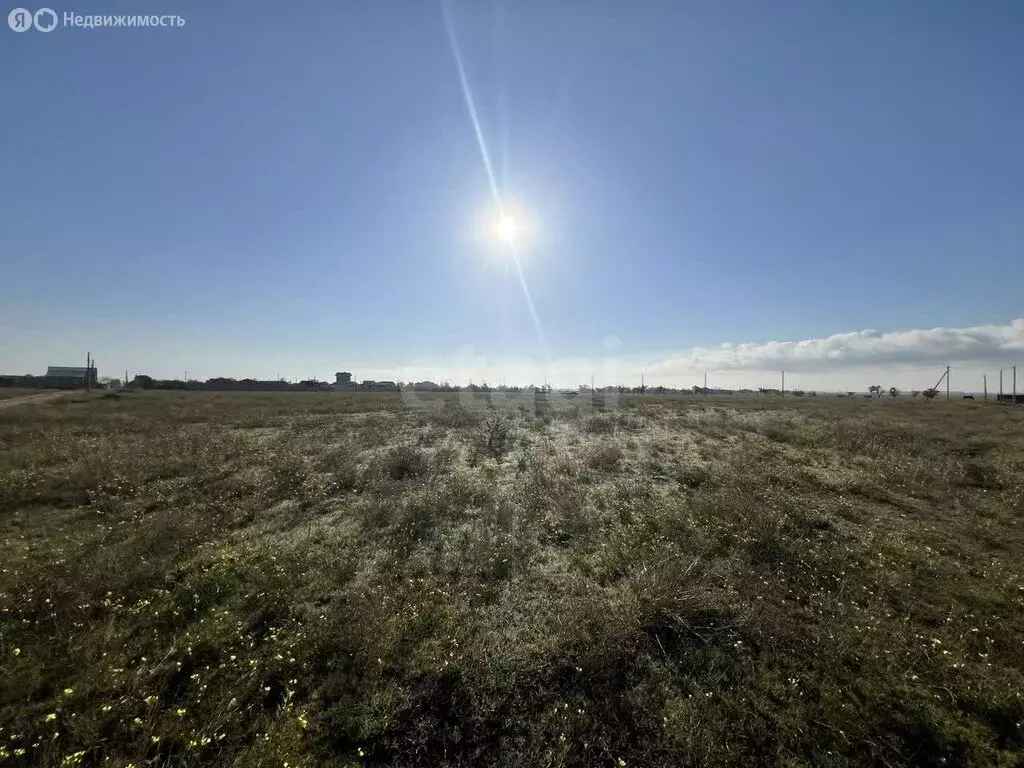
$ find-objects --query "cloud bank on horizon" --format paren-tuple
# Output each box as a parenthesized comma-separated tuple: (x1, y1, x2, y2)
(648, 319, 1024, 376)
(371, 318, 1024, 391)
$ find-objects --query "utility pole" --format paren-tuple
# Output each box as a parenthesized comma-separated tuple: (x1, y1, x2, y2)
(983, 373, 987, 401)
(86, 352, 91, 393)
(945, 365, 950, 401)
(124, 369, 128, 389)
(1000, 369, 1004, 400)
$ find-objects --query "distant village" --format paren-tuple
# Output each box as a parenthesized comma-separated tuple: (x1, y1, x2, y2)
(0, 364, 814, 397)
(3, 364, 1020, 401)
(1, 365, 752, 395)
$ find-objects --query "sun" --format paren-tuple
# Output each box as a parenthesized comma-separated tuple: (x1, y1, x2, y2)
(495, 214, 518, 246)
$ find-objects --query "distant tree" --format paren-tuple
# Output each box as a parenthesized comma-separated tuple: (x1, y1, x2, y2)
(131, 374, 154, 389)
(922, 388, 939, 400)
(889, 387, 900, 398)
(868, 385, 883, 398)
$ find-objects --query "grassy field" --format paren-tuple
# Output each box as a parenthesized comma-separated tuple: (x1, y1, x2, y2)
(1, 391, 1023, 767)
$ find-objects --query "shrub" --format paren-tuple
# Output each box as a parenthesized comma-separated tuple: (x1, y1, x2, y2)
(586, 441, 624, 471)
(384, 444, 429, 481)
(484, 416, 512, 461)
(585, 413, 617, 434)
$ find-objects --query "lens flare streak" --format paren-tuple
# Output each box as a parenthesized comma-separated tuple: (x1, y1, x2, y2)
(441, 0, 548, 356)
(441, 0, 500, 206)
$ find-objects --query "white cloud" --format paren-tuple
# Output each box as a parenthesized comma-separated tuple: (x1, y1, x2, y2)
(365, 318, 1023, 392)
(649, 319, 1024, 375)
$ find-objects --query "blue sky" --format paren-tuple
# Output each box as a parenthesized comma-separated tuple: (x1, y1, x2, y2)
(2, 0, 1023, 389)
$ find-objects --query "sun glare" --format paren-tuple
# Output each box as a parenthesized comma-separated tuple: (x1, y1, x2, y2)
(496, 215, 518, 246)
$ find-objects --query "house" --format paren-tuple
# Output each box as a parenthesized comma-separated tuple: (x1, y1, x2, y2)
(330, 372, 356, 391)
(44, 366, 98, 388)
(330, 372, 398, 392)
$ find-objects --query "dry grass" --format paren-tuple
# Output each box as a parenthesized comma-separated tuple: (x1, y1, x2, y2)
(1, 391, 1023, 766)
(0, 389, 55, 402)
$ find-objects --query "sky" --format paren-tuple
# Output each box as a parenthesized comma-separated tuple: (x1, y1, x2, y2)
(2, 0, 1023, 391)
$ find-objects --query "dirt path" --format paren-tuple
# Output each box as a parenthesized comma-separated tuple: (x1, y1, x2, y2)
(0, 391, 68, 410)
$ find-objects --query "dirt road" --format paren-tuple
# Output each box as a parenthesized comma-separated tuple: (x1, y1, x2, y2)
(0, 392, 68, 410)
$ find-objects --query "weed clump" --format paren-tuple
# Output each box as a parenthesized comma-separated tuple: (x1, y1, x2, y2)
(383, 444, 429, 481)
(585, 441, 624, 471)
(484, 415, 512, 462)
